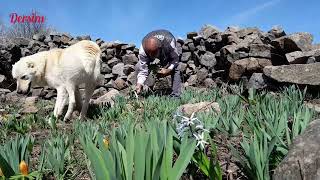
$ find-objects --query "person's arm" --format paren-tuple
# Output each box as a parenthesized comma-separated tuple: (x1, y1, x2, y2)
(167, 39, 180, 70)
(137, 44, 150, 85)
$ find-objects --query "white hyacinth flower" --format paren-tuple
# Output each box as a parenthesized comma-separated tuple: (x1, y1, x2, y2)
(174, 110, 210, 147)
(193, 132, 209, 149)
(180, 112, 199, 126)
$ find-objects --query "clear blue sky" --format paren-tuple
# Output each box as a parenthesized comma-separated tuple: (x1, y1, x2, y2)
(1, 0, 319, 45)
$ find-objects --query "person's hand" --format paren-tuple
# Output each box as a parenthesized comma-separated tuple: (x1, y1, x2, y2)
(157, 68, 172, 77)
(136, 83, 143, 94)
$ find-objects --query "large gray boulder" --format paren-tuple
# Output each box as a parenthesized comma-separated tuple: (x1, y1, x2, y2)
(200, 51, 216, 68)
(249, 44, 271, 59)
(122, 54, 138, 65)
(273, 119, 320, 180)
(285, 49, 320, 64)
(229, 58, 272, 81)
(112, 63, 124, 76)
(263, 63, 320, 85)
(271, 32, 313, 53)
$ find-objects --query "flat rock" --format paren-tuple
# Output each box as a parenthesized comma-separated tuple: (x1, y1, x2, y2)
(263, 63, 320, 85)
(271, 32, 313, 53)
(285, 49, 320, 64)
(21, 96, 39, 114)
(177, 101, 221, 117)
(93, 89, 121, 107)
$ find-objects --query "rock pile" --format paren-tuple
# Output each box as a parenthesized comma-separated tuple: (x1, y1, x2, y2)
(1, 25, 320, 101)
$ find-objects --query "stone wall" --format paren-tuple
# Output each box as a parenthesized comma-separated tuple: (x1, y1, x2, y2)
(1, 25, 320, 100)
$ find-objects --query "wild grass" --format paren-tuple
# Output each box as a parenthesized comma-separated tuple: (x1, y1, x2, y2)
(0, 85, 316, 179)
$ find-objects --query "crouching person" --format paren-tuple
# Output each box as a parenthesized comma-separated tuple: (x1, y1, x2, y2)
(135, 29, 182, 98)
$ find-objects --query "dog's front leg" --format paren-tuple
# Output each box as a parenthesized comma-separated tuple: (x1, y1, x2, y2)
(64, 85, 76, 121)
(54, 87, 64, 119)
(57, 87, 68, 118)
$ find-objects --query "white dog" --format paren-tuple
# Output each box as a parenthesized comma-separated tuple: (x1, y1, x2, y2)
(12, 40, 101, 121)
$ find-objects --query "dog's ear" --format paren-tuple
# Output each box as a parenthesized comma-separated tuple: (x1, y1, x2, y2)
(27, 62, 34, 68)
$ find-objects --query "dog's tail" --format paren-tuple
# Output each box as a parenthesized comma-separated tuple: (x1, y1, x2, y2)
(93, 46, 102, 84)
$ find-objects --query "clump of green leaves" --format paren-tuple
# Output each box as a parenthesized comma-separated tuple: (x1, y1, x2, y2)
(230, 86, 315, 179)
(80, 120, 197, 180)
(0, 135, 37, 178)
(38, 133, 73, 180)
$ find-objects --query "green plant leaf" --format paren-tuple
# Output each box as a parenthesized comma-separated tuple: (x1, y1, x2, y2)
(170, 138, 196, 180)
